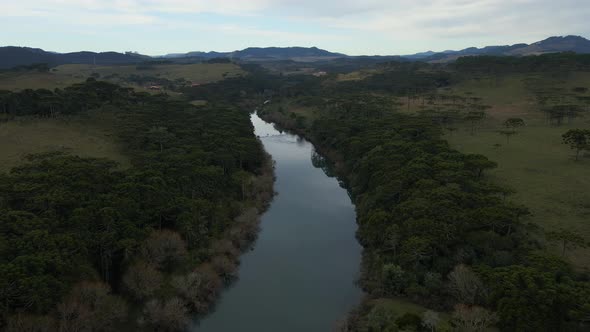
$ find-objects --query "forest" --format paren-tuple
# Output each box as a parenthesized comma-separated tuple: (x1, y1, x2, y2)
(0, 79, 274, 331)
(1, 53, 590, 331)
(253, 54, 590, 331)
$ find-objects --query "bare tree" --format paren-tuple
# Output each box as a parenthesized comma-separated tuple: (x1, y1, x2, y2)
(422, 310, 441, 332)
(171, 271, 204, 311)
(211, 255, 238, 283)
(447, 265, 486, 305)
(142, 297, 189, 332)
(123, 261, 163, 300)
(141, 230, 188, 271)
(5, 314, 56, 332)
(57, 282, 127, 332)
(452, 304, 498, 332)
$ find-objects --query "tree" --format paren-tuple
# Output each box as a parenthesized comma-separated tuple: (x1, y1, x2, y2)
(447, 265, 485, 305)
(562, 129, 590, 161)
(147, 126, 175, 152)
(171, 271, 205, 311)
(142, 297, 189, 332)
(5, 314, 56, 332)
(546, 228, 588, 256)
(424, 272, 443, 294)
(122, 261, 163, 300)
(422, 310, 441, 332)
(464, 154, 497, 178)
(498, 130, 517, 144)
(464, 111, 486, 135)
(57, 282, 127, 332)
(366, 304, 397, 332)
(503, 118, 525, 131)
(141, 231, 188, 271)
(452, 304, 498, 332)
(382, 264, 407, 295)
(211, 255, 238, 283)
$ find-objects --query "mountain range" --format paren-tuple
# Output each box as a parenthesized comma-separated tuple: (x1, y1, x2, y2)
(162, 46, 345, 61)
(1, 35, 589, 69)
(403, 35, 590, 62)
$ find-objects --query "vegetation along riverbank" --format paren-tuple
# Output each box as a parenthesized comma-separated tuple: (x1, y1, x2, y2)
(0, 78, 275, 331)
(253, 54, 590, 331)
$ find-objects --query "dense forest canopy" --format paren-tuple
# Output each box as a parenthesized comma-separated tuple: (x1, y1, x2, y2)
(2, 52, 590, 331)
(0, 79, 272, 330)
(253, 53, 590, 331)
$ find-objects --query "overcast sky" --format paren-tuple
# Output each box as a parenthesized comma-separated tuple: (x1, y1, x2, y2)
(2, 0, 589, 55)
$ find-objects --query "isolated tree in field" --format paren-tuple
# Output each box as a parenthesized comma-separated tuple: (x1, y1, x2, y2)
(562, 129, 590, 161)
(572, 87, 588, 94)
(452, 304, 498, 332)
(465, 111, 486, 135)
(446, 127, 458, 137)
(504, 118, 525, 131)
(498, 130, 517, 144)
(577, 96, 590, 112)
(546, 228, 588, 256)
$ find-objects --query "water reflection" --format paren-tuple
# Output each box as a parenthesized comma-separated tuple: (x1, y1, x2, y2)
(194, 113, 362, 332)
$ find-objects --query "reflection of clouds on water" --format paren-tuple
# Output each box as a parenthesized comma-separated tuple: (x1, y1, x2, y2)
(262, 135, 302, 145)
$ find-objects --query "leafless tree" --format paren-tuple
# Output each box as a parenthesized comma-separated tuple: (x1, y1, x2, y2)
(447, 264, 486, 304)
(422, 310, 440, 332)
(452, 304, 498, 332)
(142, 297, 189, 332)
(141, 230, 188, 271)
(123, 261, 163, 300)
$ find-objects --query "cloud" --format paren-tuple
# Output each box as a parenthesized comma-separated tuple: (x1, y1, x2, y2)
(3, 0, 590, 54)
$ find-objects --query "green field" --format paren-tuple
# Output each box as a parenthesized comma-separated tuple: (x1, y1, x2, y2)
(0, 113, 130, 172)
(0, 63, 244, 91)
(442, 73, 590, 270)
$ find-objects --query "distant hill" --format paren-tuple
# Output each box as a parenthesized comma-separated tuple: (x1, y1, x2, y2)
(162, 46, 345, 61)
(0, 47, 149, 69)
(404, 35, 590, 62)
(3, 35, 590, 69)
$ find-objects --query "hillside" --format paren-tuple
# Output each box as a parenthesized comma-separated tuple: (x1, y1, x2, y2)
(0, 46, 149, 69)
(162, 46, 344, 61)
(3, 36, 590, 69)
(407, 35, 590, 62)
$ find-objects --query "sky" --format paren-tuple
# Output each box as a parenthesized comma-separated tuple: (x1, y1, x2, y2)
(2, 0, 590, 55)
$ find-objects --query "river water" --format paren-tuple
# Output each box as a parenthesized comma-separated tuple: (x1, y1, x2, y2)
(193, 113, 362, 332)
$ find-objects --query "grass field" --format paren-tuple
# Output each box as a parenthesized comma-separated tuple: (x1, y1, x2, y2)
(0, 63, 244, 91)
(441, 73, 590, 269)
(0, 113, 130, 172)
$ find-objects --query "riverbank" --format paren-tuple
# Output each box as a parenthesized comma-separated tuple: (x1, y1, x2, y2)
(195, 112, 362, 331)
(178, 147, 277, 323)
(256, 107, 452, 330)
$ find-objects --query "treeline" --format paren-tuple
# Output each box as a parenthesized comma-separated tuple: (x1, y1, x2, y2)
(255, 66, 590, 331)
(454, 52, 590, 74)
(0, 79, 273, 330)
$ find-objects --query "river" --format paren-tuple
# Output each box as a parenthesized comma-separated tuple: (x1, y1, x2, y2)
(193, 112, 362, 332)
